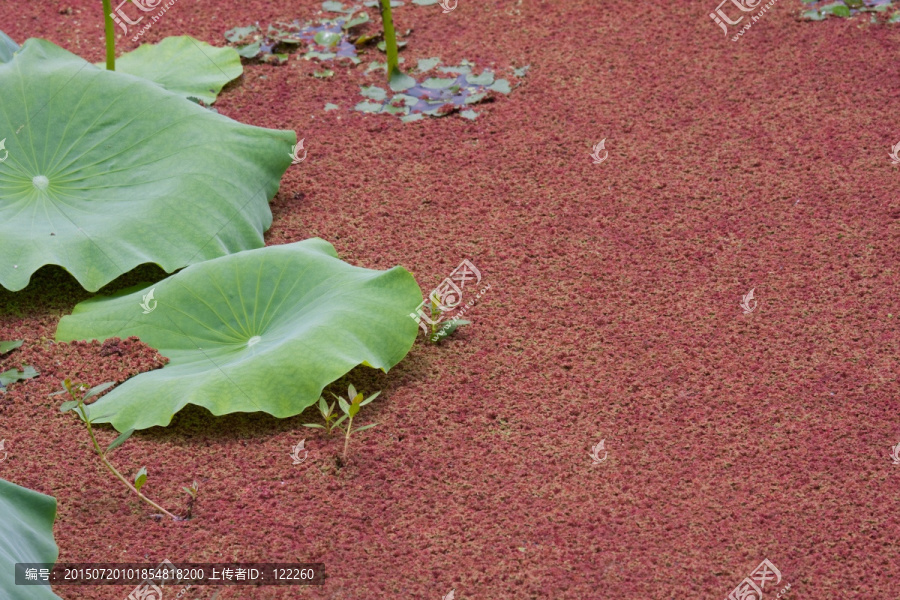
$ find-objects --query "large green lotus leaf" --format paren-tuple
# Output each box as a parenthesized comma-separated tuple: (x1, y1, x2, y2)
(0, 479, 62, 600)
(0, 30, 18, 63)
(55, 239, 423, 431)
(0, 38, 294, 293)
(112, 36, 242, 104)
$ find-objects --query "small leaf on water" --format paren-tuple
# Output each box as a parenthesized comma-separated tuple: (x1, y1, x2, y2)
(416, 57, 441, 72)
(400, 113, 424, 123)
(0, 340, 23, 354)
(134, 467, 148, 492)
(322, 0, 355, 13)
(304, 50, 338, 60)
(313, 69, 335, 78)
(459, 110, 479, 120)
(489, 79, 511, 94)
(324, 103, 340, 111)
(0, 367, 38, 387)
(314, 31, 343, 47)
(377, 40, 408, 52)
(224, 25, 259, 43)
(389, 71, 417, 92)
(343, 13, 370, 28)
(360, 85, 388, 101)
(354, 100, 384, 113)
(237, 42, 262, 58)
(466, 71, 494, 86)
(464, 91, 488, 105)
(105, 428, 135, 454)
(422, 77, 458, 89)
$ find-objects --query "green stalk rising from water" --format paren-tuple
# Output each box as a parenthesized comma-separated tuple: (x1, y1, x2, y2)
(101, 0, 116, 69)
(379, 0, 399, 80)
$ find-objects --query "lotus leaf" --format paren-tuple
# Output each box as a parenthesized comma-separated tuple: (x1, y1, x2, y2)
(112, 36, 243, 104)
(0, 36, 294, 292)
(55, 239, 422, 432)
(0, 479, 61, 599)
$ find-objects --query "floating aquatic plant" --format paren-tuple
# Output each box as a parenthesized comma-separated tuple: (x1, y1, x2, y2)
(111, 36, 243, 104)
(0, 339, 38, 392)
(801, 0, 900, 21)
(0, 479, 61, 600)
(55, 239, 422, 432)
(225, 11, 370, 64)
(0, 33, 294, 292)
(55, 379, 191, 521)
(354, 60, 515, 121)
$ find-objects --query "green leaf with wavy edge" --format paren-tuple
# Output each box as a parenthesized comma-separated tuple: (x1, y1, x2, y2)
(0, 30, 18, 63)
(111, 36, 242, 105)
(0, 340, 23, 354)
(0, 479, 62, 600)
(55, 239, 422, 431)
(0, 37, 294, 293)
(0, 366, 38, 387)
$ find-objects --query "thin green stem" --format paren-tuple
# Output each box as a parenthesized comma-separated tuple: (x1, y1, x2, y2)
(343, 416, 353, 460)
(77, 398, 178, 520)
(101, 0, 116, 70)
(379, 0, 399, 80)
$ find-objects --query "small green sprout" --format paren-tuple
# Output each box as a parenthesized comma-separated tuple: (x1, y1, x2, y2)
(334, 384, 380, 461)
(423, 297, 470, 343)
(303, 395, 344, 434)
(54, 378, 188, 521)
